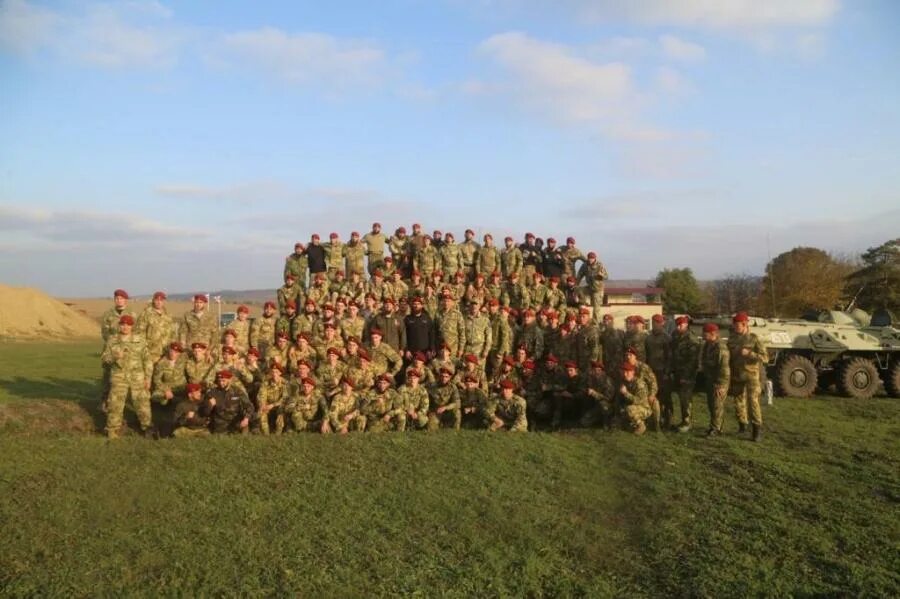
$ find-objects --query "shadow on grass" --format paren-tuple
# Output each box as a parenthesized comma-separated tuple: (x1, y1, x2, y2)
(0, 376, 105, 433)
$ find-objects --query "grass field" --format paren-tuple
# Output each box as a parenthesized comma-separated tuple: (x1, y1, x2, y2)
(1, 342, 898, 596)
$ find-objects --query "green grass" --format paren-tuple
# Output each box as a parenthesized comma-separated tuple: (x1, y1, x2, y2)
(0, 342, 898, 596)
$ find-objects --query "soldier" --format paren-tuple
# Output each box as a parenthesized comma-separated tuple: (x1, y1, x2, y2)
(486, 379, 528, 432)
(101, 314, 154, 439)
(561, 236, 586, 279)
(543, 276, 566, 312)
(500, 236, 523, 280)
(427, 367, 462, 430)
(323, 232, 345, 281)
(388, 227, 409, 274)
(517, 359, 544, 429)
(646, 314, 673, 429)
(171, 383, 210, 438)
(254, 363, 288, 434)
(519, 233, 543, 284)
(581, 361, 616, 428)
(100, 289, 137, 408)
(284, 242, 309, 289)
(460, 374, 490, 427)
(315, 346, 347, 396)
(307, 273, 331, 307)
(601, 314, 625, 372)
(574, 307, 602, 372)
(179, 294, 218, 349)
(727, 312, 767, 441)
(700, 322, 730, 437)
(265, 331, 292, 374)
(282, 377, 325, 432)
(150, 341, 186, 437)
(530, 272, 549, 308)
(459, 229, 480, 281)
(439, 232, 464, 281)
(624, 346, 659, 430)
(366, 298, 406, 351)
(322, 377, 361, 433)
(416, 235, 440, 280)
(463, 301, 492, 365)
(344, 271, 368, 306)
(618, 362, 651, 435)
(396, 368, 430, 430)
(489, 355, 520, 394)
(306, 234, 327, 280)
(455, 354, 487, 392)
(363, 222, 387, 276)
(202, 370, 254, 434)
(623, 316, 649, 363)
(183, 342, 215, 387)
(275, 301, 298, 339)
(346, 348, 376, 391)
(136, 291, 175, 361)
(486, 298, 513, 375)
(669, 315, 699, 433)
(552, 361, 586, 428)
(516, 309, 544, 359)
(311, 304, 339, 341)
(500, 271, 531, 311)
(465, 273, 489, 308)
(485, 270, 503, 303)
(541, 237, 565, 280)
(230, 305, 253, 353)
(576, 252, 608, 322)
(436, 292, 466, 359)
(340, 301, 366, 343)
(404, 295, 435, 362)
(249, 301, 278, 357)
(384, 270, 409, 304)
(345, 231, 366, 278)
(292, 299, 319, 340)
(367, 328, 403, 380)
(359, 374, 401, 432)
(476, 234, 500, 277)
(277, 274, 303, 315)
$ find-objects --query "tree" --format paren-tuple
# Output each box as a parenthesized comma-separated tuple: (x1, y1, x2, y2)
(756, 247, 853, 317)
(844, 238, 900, 314)
(704, 275, 761, 315)
(654, 268, 703, 314)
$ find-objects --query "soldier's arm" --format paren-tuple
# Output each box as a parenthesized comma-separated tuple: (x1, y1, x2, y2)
(100, 339, 116, 365)
(141, 344, 153, 381)
(751, 335, 768, 364)
(482, 324, 493, 360)
(534, 329, 544, 361)
(716, 346, 731, 388)
(447, 386, 461, 411)
(512, 400, 527, 431)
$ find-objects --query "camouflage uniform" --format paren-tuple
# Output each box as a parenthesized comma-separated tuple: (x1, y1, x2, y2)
(340, 315, 366, 343)
(486, 393, 528, 432)
(325, 390, 362, 433)
(543, 286, 566, 312)
(151, 355, 186, 405)
(427, 381, 462, 430)
(183, 353, 216, 387)
(459, 238, 480, 280)
(284, 251, 309, 289)
(702, 338, 730, 434)
(277, 282, 304, 315)
(101, 332, 153, 437)
(439, 241, 464, 280)
(580, 370, 616, 427)
(315, 360, 347, 397)
(476, 244, 500, 277)
(619, 377, 651, 431)
(488, 311, 513, 374)
(601, 326, 625, 371)
(500, 245, 523, 279)
(250, 313, 278, 356)
(363, 231, 387, 276)
(256, 376, 289, 434)
(344, 240, 366, 278)
(623, 329, 648, 363)
(500, 281, 531, 310)
(396, 384, 430, 430)
(230, 317, 253, 353)
(324, 240, 346, 281)
(727, 330, 767, 429)
(136, 305, 176, 360)
(358, 387, 400, 432)
(670, 329, 700, 429)
(203, 385, 254, 434)
(646, 329, 672, 427)
(101, 306, 136, 343)
(574, 322, 602, 372)
(517, 323, 544, 359)
(561, 246, 586, 279)
(417, 244, 441, 280)
(282, 385, 325, 432)
(172, 397, 210, 438)
(576, 259, 608, 321)
(463, 312, 493, 362)
(179, 310, 218, 349)
(437, 307, 467, 357)
(460, 387, 490, 428)
(368, 342, 403, 378)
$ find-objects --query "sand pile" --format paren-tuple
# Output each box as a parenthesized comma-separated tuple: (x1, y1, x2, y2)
(0, 285, 100, 340)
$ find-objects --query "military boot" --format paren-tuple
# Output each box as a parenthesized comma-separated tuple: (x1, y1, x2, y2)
(738, 422, 747, 434)
(751, 424, 762, 442)
(634, 421, 647, 436)
(677, 421, 691, 433)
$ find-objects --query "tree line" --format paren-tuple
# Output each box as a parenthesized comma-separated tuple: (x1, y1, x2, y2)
(652, 238, 899, 318)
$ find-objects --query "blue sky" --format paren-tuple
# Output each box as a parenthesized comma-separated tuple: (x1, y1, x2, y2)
(1, 0, 898, 296)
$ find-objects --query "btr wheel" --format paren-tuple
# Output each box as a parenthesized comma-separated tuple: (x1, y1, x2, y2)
(885, 362, 900, 398)
(838, 357, 880, 399)
(775, 354, 818, 398)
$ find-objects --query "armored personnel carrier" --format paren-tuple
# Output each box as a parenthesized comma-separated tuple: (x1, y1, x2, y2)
(691, 310, 900, 399)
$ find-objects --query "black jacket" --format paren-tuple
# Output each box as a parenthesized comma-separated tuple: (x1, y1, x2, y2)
(306, 244, 326, 273)
(404, 311, 435, 354)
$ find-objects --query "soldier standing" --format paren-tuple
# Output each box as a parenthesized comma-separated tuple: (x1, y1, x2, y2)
(541, 238, 565, 280)
(323, 232, 345, 281)
(436, 293, 466, 360)
(100, 289, 137, 408)
(669, 316, 699, 433)
(701, 323, 730, 437)
(284, 242, 309, 289)
(363, 222, 387, 276)
(136, 291, 175, 361)
(459, 229, 480, 281)
(463, 301, 492, 366)
(179, 294, 217, 349)
(250, 301, 278, 357)
(345, 231, 366, 278)
(100, 314, 154, 439)
(561, 237, 586, 279)
(439, 232, 463, 281)
(727, 312, 767, 441)
(576, 252, 608, 321)
(519, 233, 543, 284)
(500, 236, 523, 280)
(230, 305, 253, 353)
(306, 234, 327, 280)
(646, 314, 672, 429)
(476, 234, 500, 277)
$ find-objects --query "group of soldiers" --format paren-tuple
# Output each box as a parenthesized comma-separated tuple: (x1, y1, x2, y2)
(99, 223, 766, 441)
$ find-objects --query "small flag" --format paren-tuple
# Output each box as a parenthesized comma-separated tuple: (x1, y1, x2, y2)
(214, 295, 222, 304)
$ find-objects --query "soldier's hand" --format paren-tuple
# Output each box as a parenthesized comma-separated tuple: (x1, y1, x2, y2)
(619, 385, 627, 394)
(239, 417, 249, 429)
(207, 398, 216, 407)
(437, 406, 445, 414)
(382, 414, 392, 422)
(715, 386, 727, 400)
(165, 389, 174, 400)
(144, 381, 151, 391)
(741, 347, 750, 356)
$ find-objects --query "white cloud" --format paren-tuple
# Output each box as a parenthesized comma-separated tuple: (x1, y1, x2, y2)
(659, 34, 706, 62)
(217, 27, 387, 89)
(477, 32, 676, 142)
(154, 181, 387, 205)
(796, 32, 826, 60)
(0, 0, 182, 68)
(654, 66, 694, 96)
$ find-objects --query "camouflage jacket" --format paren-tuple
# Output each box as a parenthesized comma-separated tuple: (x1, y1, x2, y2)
(101, 333, 153, 381)
(136, 306, 176, 359)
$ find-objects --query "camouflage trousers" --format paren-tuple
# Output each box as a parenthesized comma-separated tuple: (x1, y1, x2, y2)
(670, 378, 695, 426)
(580, 400, 615, 428)
(730, 377, 763, 426)
(106, 377, 151, 437)
(322, 415, 366, 433)
(284, 410, 320, 433)
(358, 414, 399, 432)
(588, 288, 604, 323)
(653, 369, 671, 429)
(367, 255, 385, 276)
(706, 384, 726, 433)
(624, 404, 652, 430)
(396, 411, 428, 431)
(346, 262, 365, 279)
(492, 416, 527, 432)
(427, 408, 461, 431)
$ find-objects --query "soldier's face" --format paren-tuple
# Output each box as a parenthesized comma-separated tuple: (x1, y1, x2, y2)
(440, 373, 452, 383)
(501, 388, 513, 399)
(302, 383, 314, 393)
(193, 300, 205, 312)
(604, 317, 613, 327)
(119, 323, 132, 335)
(735, 322, 749, 334)
(505, 240, 513, 248)
(169, 349, 181, 360)
(264, 306, 274, 316)
(626, 353, 637, 365)
(114, 296, 127, 308)
(217, 377, 231, 389)
(189, 390, 202, 402)
(579, 313, 589, 325)
(465, 232, 473, 240)
(238, 312, 248, 321)
(566, 368, 577, 377)
(653, 321, 663, 331)
(373, 224, 380, 233)
(152, 297, 164, 309)
(677, 322, 688, 333)
(193, 348, 205, 358)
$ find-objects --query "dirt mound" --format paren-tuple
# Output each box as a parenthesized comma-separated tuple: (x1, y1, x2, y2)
(0, 285, 100, 340)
